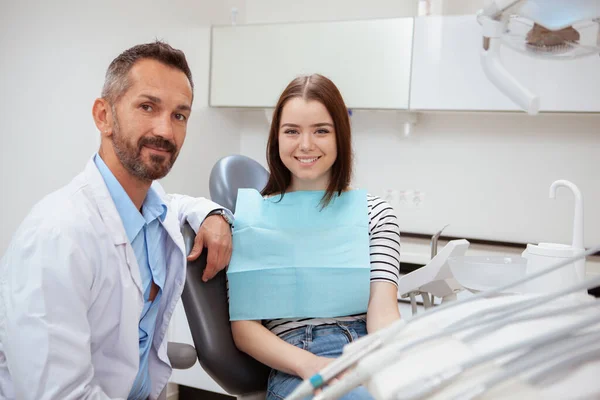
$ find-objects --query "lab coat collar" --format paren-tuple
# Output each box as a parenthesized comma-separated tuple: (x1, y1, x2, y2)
(151, 181, 186, 257)
(84, 156, 130, 246)
(83, 156, 146, 295)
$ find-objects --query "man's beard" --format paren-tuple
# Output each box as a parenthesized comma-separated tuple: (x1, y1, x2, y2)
(111, 114, 179, 181)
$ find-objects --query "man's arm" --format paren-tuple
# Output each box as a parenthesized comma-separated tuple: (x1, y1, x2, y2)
(162, 188, 233, 281)
(164, 192, 233, 233)
(1, 222, 122, 400)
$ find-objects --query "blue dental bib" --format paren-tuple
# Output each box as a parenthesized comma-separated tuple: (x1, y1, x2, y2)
(227, 189, 370, 321)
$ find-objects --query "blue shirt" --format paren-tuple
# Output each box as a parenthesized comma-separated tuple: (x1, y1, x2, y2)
(94, 154, 167, 400)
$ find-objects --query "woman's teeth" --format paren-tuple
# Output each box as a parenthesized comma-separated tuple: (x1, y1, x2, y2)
(298, 157, 319, 164)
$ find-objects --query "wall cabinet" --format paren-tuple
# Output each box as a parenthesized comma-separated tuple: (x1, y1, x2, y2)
(210, 18, 414, 109)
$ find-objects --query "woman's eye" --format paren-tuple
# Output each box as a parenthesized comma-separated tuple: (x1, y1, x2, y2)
(316, 129, 330, 135)
(284, 129, 299, 135)
(141, 104, 153, 112)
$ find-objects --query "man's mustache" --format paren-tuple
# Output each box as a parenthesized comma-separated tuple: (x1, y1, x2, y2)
(138, 136, 176, 154)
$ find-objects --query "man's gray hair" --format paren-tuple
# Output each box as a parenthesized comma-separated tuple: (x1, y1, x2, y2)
(101, 40, 194, 105)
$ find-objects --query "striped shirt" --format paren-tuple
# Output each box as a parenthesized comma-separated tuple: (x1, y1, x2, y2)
(262, 194, 401, 336)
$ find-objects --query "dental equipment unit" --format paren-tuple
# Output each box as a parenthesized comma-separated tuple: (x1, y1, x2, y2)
(285, 244, 600, 400)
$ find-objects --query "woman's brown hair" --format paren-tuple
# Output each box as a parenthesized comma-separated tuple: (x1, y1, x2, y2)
(261, 74, 353, 207)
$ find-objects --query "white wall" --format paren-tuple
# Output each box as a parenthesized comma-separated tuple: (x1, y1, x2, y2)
(0, 0, 245, 254)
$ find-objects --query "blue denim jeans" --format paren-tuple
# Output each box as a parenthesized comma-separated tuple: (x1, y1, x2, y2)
(266, 320, 373, 400)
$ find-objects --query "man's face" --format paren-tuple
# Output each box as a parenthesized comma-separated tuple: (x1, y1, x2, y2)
(110, 58, 193, 181)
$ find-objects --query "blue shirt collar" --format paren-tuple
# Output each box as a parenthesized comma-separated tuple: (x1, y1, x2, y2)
(94, 154, 167, 242)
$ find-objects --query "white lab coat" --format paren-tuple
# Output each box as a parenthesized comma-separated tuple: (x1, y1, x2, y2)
(0, 158, 225, 399)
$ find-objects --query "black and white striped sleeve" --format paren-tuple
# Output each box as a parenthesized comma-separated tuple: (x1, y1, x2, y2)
(367, 195, 401, 286)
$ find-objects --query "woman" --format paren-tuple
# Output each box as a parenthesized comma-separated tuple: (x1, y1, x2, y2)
(228, 74, 401, 400)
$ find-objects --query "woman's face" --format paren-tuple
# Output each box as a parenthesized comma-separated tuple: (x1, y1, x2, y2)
(278, 98, 337, 192)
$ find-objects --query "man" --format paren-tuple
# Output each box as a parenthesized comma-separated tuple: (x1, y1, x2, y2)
(0, 41, 233, 399)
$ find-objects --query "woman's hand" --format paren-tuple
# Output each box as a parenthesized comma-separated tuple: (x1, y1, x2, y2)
(297, 355, 352, 395)
(297, 355, 334, 380)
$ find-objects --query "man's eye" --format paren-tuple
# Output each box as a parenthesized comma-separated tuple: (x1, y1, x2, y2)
(175, 113, 187, 121)
(141, 104, 153, 112)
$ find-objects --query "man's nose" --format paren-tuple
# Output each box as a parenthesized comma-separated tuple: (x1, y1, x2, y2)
(154, 114, 175, 140)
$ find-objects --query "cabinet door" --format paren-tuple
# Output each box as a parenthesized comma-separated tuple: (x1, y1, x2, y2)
(210, 18, 413, 109)
(410, 15, 600, 113)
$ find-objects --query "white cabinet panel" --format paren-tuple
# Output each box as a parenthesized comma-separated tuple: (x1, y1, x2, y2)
(210, 18, 413, 109)
(410, 15, 600, 113)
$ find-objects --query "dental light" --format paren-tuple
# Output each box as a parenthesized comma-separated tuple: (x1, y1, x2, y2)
(477, 0, 600, 115)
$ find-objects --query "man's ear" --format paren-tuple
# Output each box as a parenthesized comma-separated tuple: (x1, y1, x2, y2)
(92, 98, 114, 138)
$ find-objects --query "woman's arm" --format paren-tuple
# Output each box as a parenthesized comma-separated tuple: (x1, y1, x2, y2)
(366, 196, 402, 334)
(231, 320, 332, 379)
(366, 282, 401, 333)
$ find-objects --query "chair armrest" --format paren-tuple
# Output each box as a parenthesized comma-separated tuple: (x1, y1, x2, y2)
(181, 223, 271, 396)
(167, 341, 197, 370)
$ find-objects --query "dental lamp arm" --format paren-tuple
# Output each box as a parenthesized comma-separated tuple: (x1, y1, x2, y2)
(479, 15, 540, 115)
(481, 0, 523, 18)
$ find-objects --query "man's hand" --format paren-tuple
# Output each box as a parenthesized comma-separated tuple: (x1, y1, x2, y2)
(187, 214, 232, 282)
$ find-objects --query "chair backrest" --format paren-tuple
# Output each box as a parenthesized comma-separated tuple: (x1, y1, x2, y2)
(180, 155, 271, 396)
(208, 154, 270, 213)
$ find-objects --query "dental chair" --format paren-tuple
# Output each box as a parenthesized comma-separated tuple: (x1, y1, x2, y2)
(179, 155, 271, 399)
(157, 343, 199, 399)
